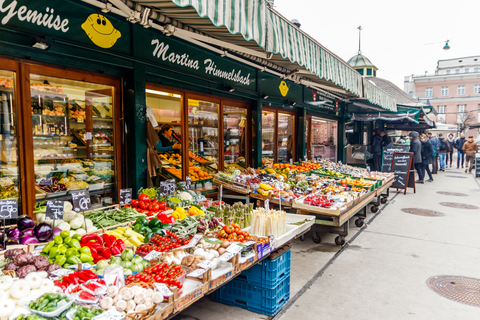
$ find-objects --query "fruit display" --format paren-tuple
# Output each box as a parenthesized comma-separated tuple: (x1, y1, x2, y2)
(159, 153, 182, 165)
(189, 166, 214, 181)
(339, 177, 372, 187)
(189, 151, 209, 163)
(165, 167, 182, 179)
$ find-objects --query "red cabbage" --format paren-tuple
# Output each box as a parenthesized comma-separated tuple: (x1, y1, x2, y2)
(7, 228, 21, 242)
(34, 223, 53, 242)
(21, 235, 39, 245)
(17, 216, 35, 231)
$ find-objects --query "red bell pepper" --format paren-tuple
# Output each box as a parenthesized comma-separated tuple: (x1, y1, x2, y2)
(79, 291, 96, 301)
(102, 247, 112, 259)
(109, 235, 117, 246)
(102, 234, 111, 247)
(80, 234, 103, 245)
(116, 239, 125, 251)
(110, 245, 122, 256)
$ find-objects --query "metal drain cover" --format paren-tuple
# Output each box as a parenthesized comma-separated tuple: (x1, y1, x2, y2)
(439, 202, 479, 210)
(446, 175, 468, 179)
(437, 191, 469, 197)
(427, 275, 480, 307)
(401, 208, 445, 217)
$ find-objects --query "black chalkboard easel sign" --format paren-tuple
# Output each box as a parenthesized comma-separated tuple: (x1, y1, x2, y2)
(390, 152, 416, 195)
(382, 145, 409, 172)
(71, 190, 91, 213)
(46, 201, 64, 220)
(0, 199, 18, 219)
(119, 188, 132, 205)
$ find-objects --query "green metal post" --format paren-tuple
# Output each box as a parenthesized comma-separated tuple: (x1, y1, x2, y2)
(297, 107, 306, 161)
(337, 119, 346, 163)
(251, 99, 262, 168)
(124, 62, 148, 196)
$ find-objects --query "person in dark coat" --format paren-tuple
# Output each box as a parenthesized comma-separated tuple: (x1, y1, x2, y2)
(371, 128, 383, 171)
(427, 131, 440, 174)
(381, 131, 392, 147)
(420, 133, 434, 182)
(455, 133, 466, 168)
(409, 131, 423, 183)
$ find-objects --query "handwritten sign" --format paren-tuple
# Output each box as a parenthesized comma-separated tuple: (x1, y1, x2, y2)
(0, 199, 18, 219)
(218, 252, 235, 262)
(92, 309, 125, 320)
(225, 244, 242, 254)
(154, 282, 173, 297)
(382, 145, 409, 172)
(179, 234, 203, 249)
(159, 181, 168, 197)
(167, 179, 177, 194)
(390, 152, 413, 189)
(185, 177, 192, 190)
(119, 188, 132, 205)
(46, 201, 64, 220)
(143, 250, 162, 261)
(197, 260, 214, 270)
(187, 268, 208, 278)
(71, 190, 91, 212)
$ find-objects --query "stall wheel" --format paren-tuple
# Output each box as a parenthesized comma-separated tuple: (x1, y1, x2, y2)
(335, 236, 346, 246)
(299, 234, 305, 241)
(355, 218, 364, 227)
(380, 197, 388, 204)
(312, 231, 321, 243)
(370, 205, 379, 213)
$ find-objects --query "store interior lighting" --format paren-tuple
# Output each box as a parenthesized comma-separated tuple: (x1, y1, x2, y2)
(31, 37, 50, 50)
(146, 89, 181, 98)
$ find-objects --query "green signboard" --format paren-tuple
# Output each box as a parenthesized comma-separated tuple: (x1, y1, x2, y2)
(258, 73, 302, 101)
(303, 87, 337, 113)
(0, 0, 131, 54)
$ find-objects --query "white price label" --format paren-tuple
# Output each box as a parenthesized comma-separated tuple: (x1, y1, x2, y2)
(290, 159, 293, 165)
(218, 252, 235, 262)
(179, 234, 203, 249)
(197, 260, 214, 270)
(269, 235, 276, 249)
(67, 263, 92, 270)
(31, 251, 40, 256)
(243, 241, 256, 247)
(187, 268, 208, 278)
(92, 309, 125, 320)
(154, 282, 173, 297)
(226, 244, 242, 254)
(264, 199, 269, 210)
(50, 269, 74, 277)
(143, 250, 162, 261)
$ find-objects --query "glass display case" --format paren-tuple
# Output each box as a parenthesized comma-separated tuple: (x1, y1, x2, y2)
(0, 70, 20, 201)
(223, 105, 247, 170)
(310, 117, 337, 161)
(31, 74, 115, 201)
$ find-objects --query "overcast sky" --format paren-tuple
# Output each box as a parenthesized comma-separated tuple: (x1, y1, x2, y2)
(273, 0, 480, 90)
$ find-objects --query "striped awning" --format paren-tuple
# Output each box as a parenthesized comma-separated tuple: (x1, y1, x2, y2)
(363, 79, 397, 112)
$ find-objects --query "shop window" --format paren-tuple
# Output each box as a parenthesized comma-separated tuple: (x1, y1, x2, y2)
(0, 70, 20, 202)
(188, 99, 218, 182)
(310, 117, 337, 162)
(277, 113, 295, 163)
(146, 89, 183, 180)
(223, 105, 247, 169)
(30, 74, 115, 204)
(261, 111, 275, 162)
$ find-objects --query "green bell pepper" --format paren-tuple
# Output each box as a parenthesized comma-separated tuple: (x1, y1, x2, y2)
(66, 248, 78, 257)
(136, 216, 149, 226)
(63, 237, 72, 246)
(42, 241, 55, 254)
(79, 254, 93, 263)
(48, 247, 59, 258)
(79, 246, 91, 255)
(70, 239, 81, 249)
(60, 231, 70, 239)
(54, 236, 63, 245)
(54, 254, 66, 266)
(57, 246, 67, 255)
(72, 234, 82, 241)
(148, 218, 162, 229)
(67, 255, 81, 264)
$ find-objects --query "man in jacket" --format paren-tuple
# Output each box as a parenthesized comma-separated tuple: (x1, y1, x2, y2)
(427, 131, 440, 174)
(455, 133, 466, 169)
(447, 133, 455, 168)
(409, 132, 423, 183)
(437, 133, 450, 171)
(420, 133, 434, 182)
(371, 128, 383, 172)
(462, 136, 479, 173)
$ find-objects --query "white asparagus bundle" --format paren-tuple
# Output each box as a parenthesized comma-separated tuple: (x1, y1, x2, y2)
(251, 208, 286, 237)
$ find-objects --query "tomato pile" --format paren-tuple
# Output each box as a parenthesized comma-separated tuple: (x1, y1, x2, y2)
(136, 234, 191, 255)
(303, 195, 336, 208)
(217, 223, 255, 243)
(125, 262, 184, 289)
(129, 194, 171, 217)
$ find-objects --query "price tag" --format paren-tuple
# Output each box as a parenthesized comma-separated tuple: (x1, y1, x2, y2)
(71, 190, 91, 213)
(290, 159, 293, 165)
(159, 181, 168, 197)
(119, 188, 132, 205)
(143, 250, 162, 261)
(187, 268, 208, 278)
(92, 309, 125, 320)
(304, 155, 308, 162)
(269, 235, 276, 249)
(277, 181, 284, 191)
(179, 234, 203, 249)
(264, 199, 269, 210)
(185, 177, 192, 190)
(50, 269, 74, 277)
(167, 179, 177, 195)
(0, 199, 18, 219)
(67, 263, 92, 270)
(243, 241, 256, 247)
(154, 282, 173, 297)
(46, 200, 64, 220)
(85, 132, 93, 141)
(197, 260, 214, 270)
(218, 252, 235, 262)
(226, 244, 242, 254)
(31, 251, 40, 257)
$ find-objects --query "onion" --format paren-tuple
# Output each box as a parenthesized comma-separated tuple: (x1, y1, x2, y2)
(0, 299, 16, 318)
(9, 280, 30, 299)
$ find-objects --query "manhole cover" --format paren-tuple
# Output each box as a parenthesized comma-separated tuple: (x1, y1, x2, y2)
(401, 208, 445, 217)
(427, 275, 480, 307)
(439, 202, 479, 210)
(437, 191, 469, 197)
(446, 175, 468, 179)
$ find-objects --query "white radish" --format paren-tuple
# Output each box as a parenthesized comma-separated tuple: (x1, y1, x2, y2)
(0, 276, 14, 291)
(152, 292, 163, 304)
(10, 280, 30, 299)
(107, 286, 119, 297)
(121, 288, 134, 300)
(0, 299, 15, 317)
(134, 292, 145, 305)
(25, 273, 43, 289)
(100, 297, 113, 310)
(115, 299, 127, 312)
(126, 300, 136, 312)
(144, 298, 153, 308)
(40, 279, 54, 293)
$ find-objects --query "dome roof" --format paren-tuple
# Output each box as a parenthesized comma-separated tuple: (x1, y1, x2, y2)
(347, 54, 377, 69)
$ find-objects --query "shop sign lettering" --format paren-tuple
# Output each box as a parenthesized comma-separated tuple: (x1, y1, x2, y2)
(0, 0, 69, 32)
(151, 39, 252, 86)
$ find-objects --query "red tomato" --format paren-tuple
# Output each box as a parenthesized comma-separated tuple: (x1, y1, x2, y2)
(131, 200, 139, 208)
(139, 201, 149, 210)
(138, 194, 151, 202)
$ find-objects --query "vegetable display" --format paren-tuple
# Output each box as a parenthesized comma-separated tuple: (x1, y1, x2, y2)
(41, 232, 94, 268)
(80, 234, 125, 263)
(29, 293, 70, 313)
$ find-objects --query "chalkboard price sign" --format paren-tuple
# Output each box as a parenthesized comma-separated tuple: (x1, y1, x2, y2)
(119, 188, 132, 205)
(390, 152, 415, 194)
(0, 199, 18, 219)
(382, 145, 409, 173)
(167, 179, 177, 195)
(71, 190, 91, 212)
(185, 177, 191, 190)
(46, 201, 64, 220)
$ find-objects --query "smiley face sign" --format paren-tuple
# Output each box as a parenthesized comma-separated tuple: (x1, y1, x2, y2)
(82, 14, 121, 49)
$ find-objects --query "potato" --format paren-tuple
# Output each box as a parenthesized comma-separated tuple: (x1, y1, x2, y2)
(220, 241, 230, 248)
(217, 247, 226, 255)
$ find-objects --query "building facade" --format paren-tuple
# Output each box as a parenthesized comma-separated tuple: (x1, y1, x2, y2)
(404, 56, 480, 139)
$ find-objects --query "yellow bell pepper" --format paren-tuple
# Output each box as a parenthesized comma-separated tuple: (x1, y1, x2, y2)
(128, 235, 143, 247)
(260, 183, 273, 191)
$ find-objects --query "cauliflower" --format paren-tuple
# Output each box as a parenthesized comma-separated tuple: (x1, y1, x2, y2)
(177, 192, 193, 201)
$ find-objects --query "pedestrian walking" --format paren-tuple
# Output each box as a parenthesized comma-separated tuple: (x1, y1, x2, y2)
(371, 128, 383, 172)
(427, 132, 440, 174)
(420, 134, 434, 182)
(447, 133, 455, 168)
(462, 136, 478, 173)
(437, 133, 449, 171)
(409, 132, 423, 183)
(455, 133, 466, 169)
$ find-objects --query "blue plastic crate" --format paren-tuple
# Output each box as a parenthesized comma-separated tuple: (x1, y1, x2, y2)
(237, 249, 291, 288)
(212, 276, 290, 316)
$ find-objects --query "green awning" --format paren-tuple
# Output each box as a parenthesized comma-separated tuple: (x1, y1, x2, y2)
(363, 79, 397, 112)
